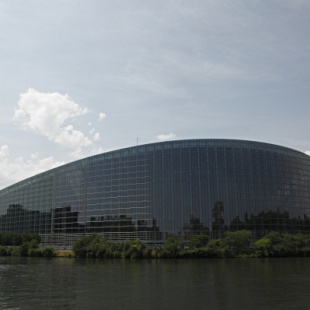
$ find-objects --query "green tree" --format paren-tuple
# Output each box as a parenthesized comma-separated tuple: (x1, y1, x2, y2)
(255, 232, 307, 257)
(22, 239, 39, 257)
(189, 234, 209, 249)
(222, 230, 253, 254)
(73, 234, 94, 257)
(0, 245, 7, 256)
(73, 233, 118, 258)
(85, 234, 107, 258)
(204, 239, 224, 258)
(161, 236, 185, 258)
(255, 238, 273, 257)
(40, 247, 56, 257)
(122, 239, 146, 259)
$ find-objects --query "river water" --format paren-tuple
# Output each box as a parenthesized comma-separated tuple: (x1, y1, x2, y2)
(0, 257, 309, 310)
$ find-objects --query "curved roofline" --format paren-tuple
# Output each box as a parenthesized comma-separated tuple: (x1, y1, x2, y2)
(1, 138, 309, 192)
(86, 138, 309, 161)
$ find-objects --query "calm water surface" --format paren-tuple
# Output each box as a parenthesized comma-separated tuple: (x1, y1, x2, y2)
(0, 257, 309, 310)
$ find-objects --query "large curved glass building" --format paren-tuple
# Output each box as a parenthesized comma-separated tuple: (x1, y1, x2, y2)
(0, 139, 310, 246)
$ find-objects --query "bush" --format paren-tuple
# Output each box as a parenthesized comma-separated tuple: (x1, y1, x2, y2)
(189, 234, 209, 249)
(0, 245, 8, 256)
(160, 237, 185, 258)
(73, 233, 114, 258)
(0, 232, 41, 246)
(221, 230, 253, 255)
(41, 248, 56, 257)
(254, 232, 310, 257)
(70, 231, 310, 259)
(10, 247, 21, 256)
(28, 248, 42, 257)
(122, 240, 146, 259)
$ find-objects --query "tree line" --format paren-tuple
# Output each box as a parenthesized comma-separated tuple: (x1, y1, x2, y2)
(72, 230, 310, 259)
(1, 230, 309, 259)
(0, 232, 55, 257)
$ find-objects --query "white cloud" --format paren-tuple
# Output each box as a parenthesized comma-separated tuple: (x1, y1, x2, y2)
(53, 125, 92, 147)
(93, 132, 100, 141)
(93, 147, 105, 155)
(89, 128, 100, 142)
(98, 112, 106, 121)
(156, 133, 176, 141)
(305, 151, 310, 156)
(0, 145, 64, 189)
(2, 89, 105, 186)
(13, 88, 91, 149)
(31, 152, 38, 159)
(0, 145, 9, 159)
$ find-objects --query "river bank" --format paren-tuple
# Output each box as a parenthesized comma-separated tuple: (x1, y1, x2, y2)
(1, 230, 310, 259)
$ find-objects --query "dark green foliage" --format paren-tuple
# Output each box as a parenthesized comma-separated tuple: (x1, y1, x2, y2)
(19, 242, 30, 256)
(189, 234, 209, 249)
(28, 248, 42, 257)
(221, 230, 253, 255)
(73, 233, 98, 257)
(122, 239, 147, 259)
(255, 238, 272, 257)
(0, 245, 8, 256)
(0, 233, 49, 257)
(41, 247, 56, 257)
(85, 234, 107, 258)
(160, 237, 186, 258)
(151, 245, 162, 258)
(161, 231, 310, 258)
(19, 239, 39, 257)
(204, 239, 226, 258)
(73, 233, 119, 258)
(73, 234, 149, 259)
(26, 246, 56, 257)
(0, 232, 40, 246)
(22, 233, 41, 245)
(255, 232, 310, 257)
(1, 231, 309, 259)
(10, 246, 21, 256)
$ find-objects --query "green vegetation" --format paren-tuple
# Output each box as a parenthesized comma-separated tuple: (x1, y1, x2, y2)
(0, 233, 55, 257)
(72, 231, 310, 259)
(73, 233, 151, 259)
(1, 231, 309, 259)
(0, 232, 41, 246)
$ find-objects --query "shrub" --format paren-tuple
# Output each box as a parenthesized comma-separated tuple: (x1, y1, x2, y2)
(160, 237, 185, 258)
(0, 245, 8, 256)
(122, 240, 146, 259)
(41, 248, 56, 257)
(189, 234, 209, 249)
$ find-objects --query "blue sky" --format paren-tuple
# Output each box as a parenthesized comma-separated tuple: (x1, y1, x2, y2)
(0, 0, 309, 188)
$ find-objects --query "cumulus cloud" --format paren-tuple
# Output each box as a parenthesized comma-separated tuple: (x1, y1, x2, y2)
(98, 112, 106, 121)
(305, 151, 310, 156)
(0, 145, 9, 159)
(93, 132, 100, 141)
(53, 125, 91, 147)
(89, 128, 100, 141)
(0, 145, 64, 189)
(13, 88, 91, 149)
(31, 152, 38, 159)
(156, 133, 176, 141)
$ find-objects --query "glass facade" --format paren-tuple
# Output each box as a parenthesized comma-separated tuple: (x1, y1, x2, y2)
(0, 139, 310, 246)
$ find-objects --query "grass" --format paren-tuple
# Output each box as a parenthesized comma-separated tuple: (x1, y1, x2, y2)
(55, 250, 74, 258)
